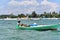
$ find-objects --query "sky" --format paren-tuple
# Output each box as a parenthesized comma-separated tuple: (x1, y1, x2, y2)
(0, 0, 60, 15)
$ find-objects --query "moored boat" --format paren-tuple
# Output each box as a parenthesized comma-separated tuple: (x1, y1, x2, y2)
(16, 24, 60, 31)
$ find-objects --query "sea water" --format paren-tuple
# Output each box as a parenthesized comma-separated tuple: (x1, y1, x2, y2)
(0, 19, 60, 40)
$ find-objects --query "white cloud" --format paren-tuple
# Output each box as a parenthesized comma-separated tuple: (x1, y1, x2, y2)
(6, 0, 39, 14)
(24, 7, 36, 14)
(40, 0, 60, 12)
(8, 0, 60, 14)
(0, 6, 4, 10)
(8, 0, 39, 6)
(0, 0, 60, 15)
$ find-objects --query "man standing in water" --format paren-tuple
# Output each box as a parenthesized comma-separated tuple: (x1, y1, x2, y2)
(17, 17, 21, 26)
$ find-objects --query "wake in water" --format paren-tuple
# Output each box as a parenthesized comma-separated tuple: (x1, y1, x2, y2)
(56, 28, 60, 32)
(49, 28, 60, 32)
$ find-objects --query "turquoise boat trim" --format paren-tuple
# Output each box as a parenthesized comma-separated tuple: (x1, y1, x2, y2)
(16, 24, 60, 30)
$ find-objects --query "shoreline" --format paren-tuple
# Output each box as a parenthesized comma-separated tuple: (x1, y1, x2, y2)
(0, 18, 60, 20)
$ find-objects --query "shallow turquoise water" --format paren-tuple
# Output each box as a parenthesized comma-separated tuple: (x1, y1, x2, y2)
(0, 19, 60, 40)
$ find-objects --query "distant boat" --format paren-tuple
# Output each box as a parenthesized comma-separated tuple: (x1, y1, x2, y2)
(16, 24, 60, 31)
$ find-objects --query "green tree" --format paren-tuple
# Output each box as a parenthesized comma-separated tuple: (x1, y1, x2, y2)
(31, 11, 37, 18)
(18, 14, 26, 18)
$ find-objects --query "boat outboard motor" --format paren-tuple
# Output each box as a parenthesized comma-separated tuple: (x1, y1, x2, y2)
(30, 23, 37, 26)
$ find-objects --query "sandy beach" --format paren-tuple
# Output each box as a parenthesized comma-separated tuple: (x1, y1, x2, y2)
(0, 18, 59, 20)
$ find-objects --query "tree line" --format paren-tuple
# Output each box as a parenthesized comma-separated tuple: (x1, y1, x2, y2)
(0, 11, 60, 18)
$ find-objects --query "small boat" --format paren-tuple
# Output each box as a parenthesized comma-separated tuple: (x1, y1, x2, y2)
(16, 24, 60, 31)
